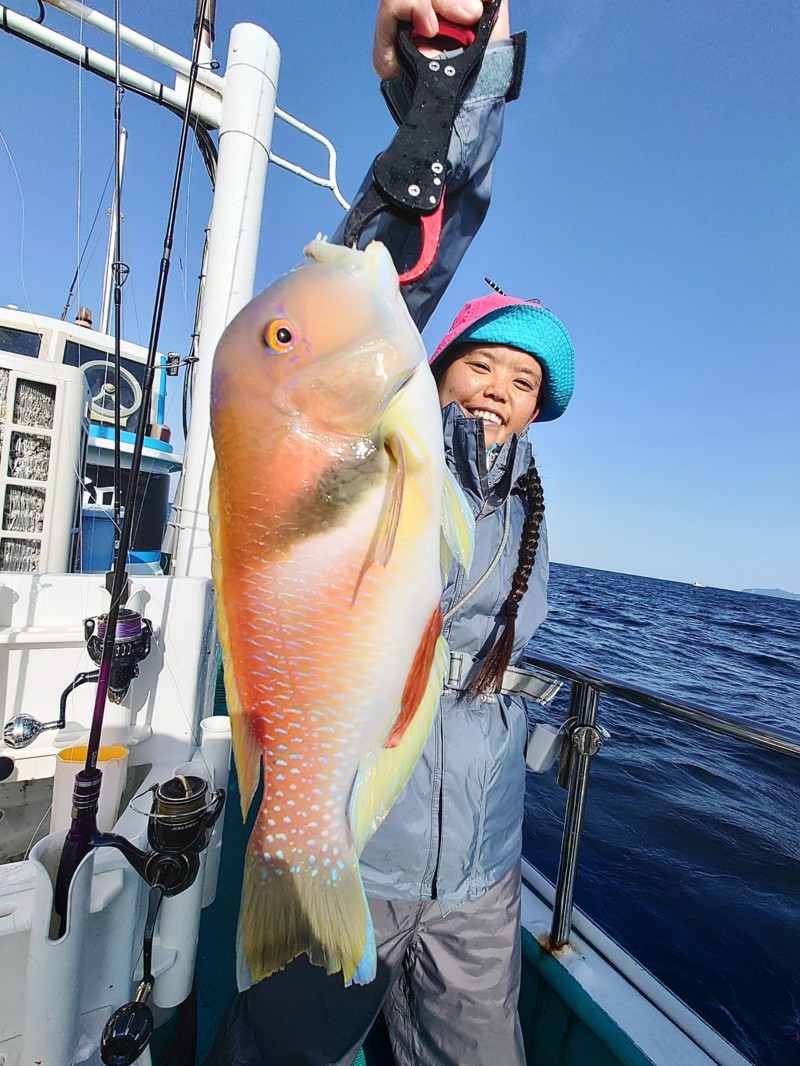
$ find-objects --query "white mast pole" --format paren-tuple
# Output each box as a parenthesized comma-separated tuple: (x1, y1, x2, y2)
(173, 24, 280, 577)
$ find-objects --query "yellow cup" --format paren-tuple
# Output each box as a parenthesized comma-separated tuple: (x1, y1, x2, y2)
(50, 744, 130, 834)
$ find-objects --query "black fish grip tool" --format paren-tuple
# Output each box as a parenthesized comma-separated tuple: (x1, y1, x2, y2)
(343, 0, 502, 285)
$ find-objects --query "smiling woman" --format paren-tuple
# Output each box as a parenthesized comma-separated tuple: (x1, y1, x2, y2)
(434, 343, 544, 447)
(428, 291, 576, 427)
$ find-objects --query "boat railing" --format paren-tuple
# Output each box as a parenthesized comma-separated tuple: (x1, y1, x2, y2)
(521, 652, 800, 948)
(2, 1, 351, 209)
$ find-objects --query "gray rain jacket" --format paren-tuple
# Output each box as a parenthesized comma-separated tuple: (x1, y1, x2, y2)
(359, 406, 548, 912)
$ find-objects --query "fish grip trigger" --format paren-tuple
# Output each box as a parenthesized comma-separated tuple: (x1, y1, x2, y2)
(343, 0, 501, 285)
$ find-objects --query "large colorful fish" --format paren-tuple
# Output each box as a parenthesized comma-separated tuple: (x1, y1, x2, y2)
(209, 239, 473, 987)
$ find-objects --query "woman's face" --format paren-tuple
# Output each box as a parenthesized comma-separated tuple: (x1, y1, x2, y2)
(436, 343, 544, 448)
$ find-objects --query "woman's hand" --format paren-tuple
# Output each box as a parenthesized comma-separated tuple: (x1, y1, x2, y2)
(372, 0, 510, 80)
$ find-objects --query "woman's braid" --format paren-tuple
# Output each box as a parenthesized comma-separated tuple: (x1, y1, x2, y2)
(469, 457, 546, 698)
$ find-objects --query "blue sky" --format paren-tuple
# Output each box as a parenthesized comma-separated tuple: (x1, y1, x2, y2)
(1, 1, 797, 592)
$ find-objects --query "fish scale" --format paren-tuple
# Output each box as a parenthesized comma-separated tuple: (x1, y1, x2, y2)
(210, 238, 474, 986)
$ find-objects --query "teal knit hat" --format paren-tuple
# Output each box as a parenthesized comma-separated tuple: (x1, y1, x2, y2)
(430, 293, 575, 422)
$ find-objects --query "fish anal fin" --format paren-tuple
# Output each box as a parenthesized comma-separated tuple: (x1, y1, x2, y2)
(386, 605, 442, 748)
(210, 464, 262, 820)
(238, 832, 375, 988)
(348, 635, 448, 855)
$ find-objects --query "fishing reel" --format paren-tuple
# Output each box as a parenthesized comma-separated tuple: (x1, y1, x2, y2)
(2, 608, 152, 750)
(85, 607, 153, 704)
(126, 772, 226, 895)
(97, 773, 225, 1066)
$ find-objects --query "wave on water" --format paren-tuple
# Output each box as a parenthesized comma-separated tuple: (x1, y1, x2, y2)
(521, 563, 800, 1066)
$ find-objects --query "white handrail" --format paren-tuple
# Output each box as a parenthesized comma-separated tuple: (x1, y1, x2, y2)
(273, 106, 350, 211)
(42, 0, 223, 91)
(4, 3, 350, 209)
(0, 3, 222, 128)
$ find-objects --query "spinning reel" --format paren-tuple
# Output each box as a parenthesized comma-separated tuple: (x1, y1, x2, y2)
(96, 773, 225, 1066)
(85, 608, 153, 705)
(2, 608, 152, 749)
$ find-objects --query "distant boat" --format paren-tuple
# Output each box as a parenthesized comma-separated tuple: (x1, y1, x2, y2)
(691, 580, 708, 588)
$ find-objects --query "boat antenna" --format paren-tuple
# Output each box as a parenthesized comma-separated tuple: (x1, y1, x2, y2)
(54, 0, 212, 930)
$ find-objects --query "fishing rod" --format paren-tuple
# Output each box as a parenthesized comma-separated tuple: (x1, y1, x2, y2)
(54, 0, 212, 930)
(112, 0, 126, 533)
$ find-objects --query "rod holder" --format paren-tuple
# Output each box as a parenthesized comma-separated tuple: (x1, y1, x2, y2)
(550, 681, 603, 947)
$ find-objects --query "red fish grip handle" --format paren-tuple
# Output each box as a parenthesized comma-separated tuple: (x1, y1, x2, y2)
(410, 18, 477, 50)
(343, 0, 501, 285)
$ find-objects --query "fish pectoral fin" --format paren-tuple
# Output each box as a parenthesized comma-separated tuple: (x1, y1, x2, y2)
(373, 435, 406, 567)
(238, 832, 376, 988)
(353, 436, 406, 600)
(441, 469, 475, 574)
(210, 464, 262, 820)
(348, 626, 448, 855)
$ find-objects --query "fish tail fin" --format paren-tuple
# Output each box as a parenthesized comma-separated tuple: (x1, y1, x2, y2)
(210, 463, 261, 819)
(238, 830, 376, 988)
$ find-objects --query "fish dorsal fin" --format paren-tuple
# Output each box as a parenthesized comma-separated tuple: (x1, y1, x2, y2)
(210, 464, 261, 819)
(441, 468, 475, 577)
(347, 621, 448, 855)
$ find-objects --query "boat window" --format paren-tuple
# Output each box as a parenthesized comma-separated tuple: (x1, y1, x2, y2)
(64, 340, 146, 433)
(0, 326, 42, 359)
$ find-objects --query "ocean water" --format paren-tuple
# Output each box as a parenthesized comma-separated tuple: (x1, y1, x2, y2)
(521, 564, 800, 1066)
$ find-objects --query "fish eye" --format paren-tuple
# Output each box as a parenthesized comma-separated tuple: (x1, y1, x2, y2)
(264, 318, 297, 353)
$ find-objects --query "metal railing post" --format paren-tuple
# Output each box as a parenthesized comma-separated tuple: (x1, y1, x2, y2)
(517, 650, 800, 949)
(550, 680, 602, 946)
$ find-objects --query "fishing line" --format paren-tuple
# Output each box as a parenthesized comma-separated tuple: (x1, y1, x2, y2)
(23, 804, 52, 861)
(181, 220, 210, 442)
(180, 113, 201, 330)
(60, 159, 114, 321)
(54, 0, 212, 926)
(75, 9, 85, 317)
(0, 128, 34, 315)
(0, 128, 96, 686)
(129, 275, 143, 344)
(443, 499, 511, 623)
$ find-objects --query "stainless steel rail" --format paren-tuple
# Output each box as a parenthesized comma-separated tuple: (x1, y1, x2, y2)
(521, 651, 800, 947)
(524, 652, 800, 759)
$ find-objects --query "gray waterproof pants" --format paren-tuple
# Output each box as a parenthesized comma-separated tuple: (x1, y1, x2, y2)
(205, 864, 525, 1066)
